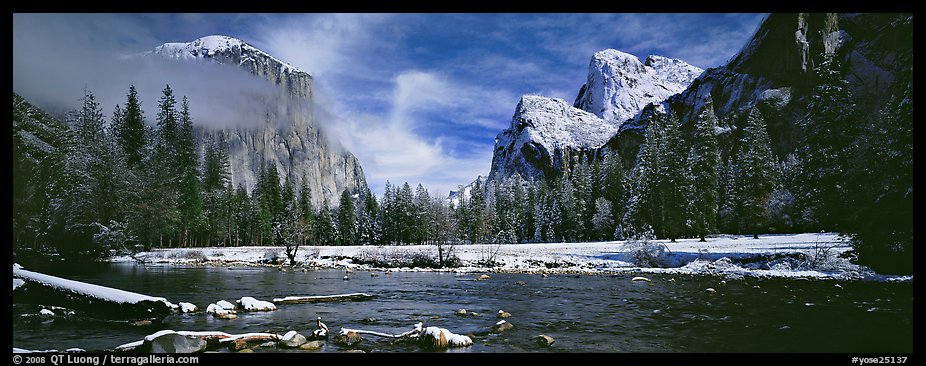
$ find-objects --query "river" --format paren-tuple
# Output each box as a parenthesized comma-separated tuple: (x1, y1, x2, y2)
(12, 263, 913, 353)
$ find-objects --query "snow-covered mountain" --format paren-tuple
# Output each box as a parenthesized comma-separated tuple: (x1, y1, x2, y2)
(573, 49, 703, 124)
(150, 35, 367, 206)
(488, 95, 618, 182)
(486, 50, 701, 183)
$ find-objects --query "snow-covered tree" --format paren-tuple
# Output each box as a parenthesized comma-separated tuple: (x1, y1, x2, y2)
(687, 102, 721, 241)
(337, 189, 357, 246)
(591, 198, 614, 241)
(734, 108, 777, 239)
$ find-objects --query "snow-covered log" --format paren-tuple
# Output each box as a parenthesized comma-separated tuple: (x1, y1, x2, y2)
(12, 264, 174, 320)
(273, 292, 373, 304)
(338, 322, 472, 349)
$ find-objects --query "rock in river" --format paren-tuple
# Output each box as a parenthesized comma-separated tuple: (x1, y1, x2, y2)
(145, 332, 207, 353)
(536, 335, 555, 347)
(280, 331, 307, 348)
(334, 331, 362, 347)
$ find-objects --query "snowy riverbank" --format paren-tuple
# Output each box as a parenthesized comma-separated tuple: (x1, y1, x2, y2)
(112, 233, 912, 282)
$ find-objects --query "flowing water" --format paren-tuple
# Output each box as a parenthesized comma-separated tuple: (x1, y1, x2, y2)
(12, 263, 913, 353)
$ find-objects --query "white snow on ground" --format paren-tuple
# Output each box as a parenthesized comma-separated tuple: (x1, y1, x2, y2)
(39, 309, 55, 316)
(216, 300, 236, 310)
(179, 302, 197, 313)
(13, 264, 176, 307)
(238, 297, 276, 311)
(13, 278, 25, 290)
(112, 233, 911, 281)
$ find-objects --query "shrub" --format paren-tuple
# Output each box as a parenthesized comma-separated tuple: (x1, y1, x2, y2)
(622, 225, 668, 267)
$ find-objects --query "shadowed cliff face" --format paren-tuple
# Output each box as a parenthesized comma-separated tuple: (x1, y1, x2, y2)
(153, 35, 367, 205)
(609, 13, 912, 165)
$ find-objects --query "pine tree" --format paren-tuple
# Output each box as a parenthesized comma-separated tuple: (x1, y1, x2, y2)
(571, 155, 594, 241)
(798, 61, 854, 229)
(558, 175, 580, 242)
(176, 96, 203, 247)
(358, 188, 382, 245)
(315, 199, 335, 246)
(735, 108, 777, 239)
(592, 197, 614, 241)
(658, 112, 688, 242)
(467, 179, 485, 243)
(688, 103, 721, 241)
(59, 89, 128, 257)
(397, 182, 414, 244)
(413, 184, 431, 244)
(119, 85, 147, 168)
(627, 116, 663, 237)
(381, 182, 396, 244)
(338, 189, 356, 246)
(298, 174, 315, 246)
(600, 150, 627, 234)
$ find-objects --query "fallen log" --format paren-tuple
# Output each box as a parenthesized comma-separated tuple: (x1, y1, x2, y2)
(272, 293, 374, 304)
(13, 264, 175, 320)
(337, 322, 472, 349)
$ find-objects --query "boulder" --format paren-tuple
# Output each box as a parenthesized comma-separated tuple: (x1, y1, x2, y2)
(334, 331, 362, 347)
(497, 310, 512, 318)
(477, 275, 491, 281)
(145, 332, 207, 353)
(299, 341, 324, 351)
(228, 339, 248, 351)
(536, 335, 555, 347)
(280, 331, 307, 348)
(492, 320, 514, 332)
(455, 309, 468, 316)
(214, 313, 237, 320)
(237, 348, 254, 353)
(131, 320, 152, 327)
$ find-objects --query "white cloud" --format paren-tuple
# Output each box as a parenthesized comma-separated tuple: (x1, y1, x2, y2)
(316, 70, 503, 198)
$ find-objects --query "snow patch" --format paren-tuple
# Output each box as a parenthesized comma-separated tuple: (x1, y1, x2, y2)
(13, 278, 25, 290)
(179, 302, 197, 313)
(238, 297, 277, 311)
(216, 300, 235, 310)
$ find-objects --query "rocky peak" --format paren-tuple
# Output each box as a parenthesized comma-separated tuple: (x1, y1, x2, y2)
(573, 49, 703, 125)
(488, 95, 616, 182)
(150, 36, 366, 206)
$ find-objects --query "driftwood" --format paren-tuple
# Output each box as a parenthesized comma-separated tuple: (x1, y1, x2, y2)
(338, 322, 474, 349)
(273, 293, 373, 304)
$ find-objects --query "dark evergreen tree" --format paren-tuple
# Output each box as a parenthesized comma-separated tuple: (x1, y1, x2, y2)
(658, 112, 688, 242)
(735, 108, 777, 239)
(119, 85, 147, 168)
(358, 188, 382, 245)
(298, 174, 315, 246)
(337, 189, 357, 246)
(176, 97, 203, 247)
(315, 199, 335, 245)
(688, 103, 721, 241)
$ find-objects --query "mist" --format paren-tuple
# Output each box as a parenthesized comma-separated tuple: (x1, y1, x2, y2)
(13, 14, 281, 130)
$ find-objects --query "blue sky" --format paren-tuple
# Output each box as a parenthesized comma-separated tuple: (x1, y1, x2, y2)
(13, 13, 766, 197)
